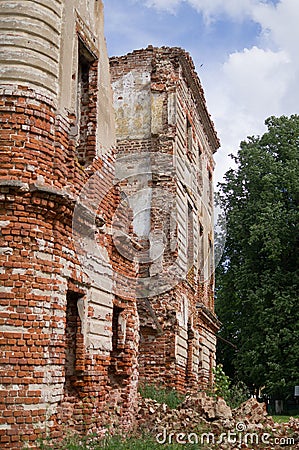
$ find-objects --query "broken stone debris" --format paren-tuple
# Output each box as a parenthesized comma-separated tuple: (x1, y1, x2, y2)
(137, 392, 299, 449)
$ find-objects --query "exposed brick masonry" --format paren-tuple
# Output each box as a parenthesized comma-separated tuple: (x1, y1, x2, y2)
(0, 86, 138, 448)
(110, 46, 220, 393)
(0, 3, 220, 448)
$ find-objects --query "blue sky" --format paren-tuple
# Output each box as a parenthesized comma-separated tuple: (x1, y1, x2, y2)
(103, 0, 299, 184)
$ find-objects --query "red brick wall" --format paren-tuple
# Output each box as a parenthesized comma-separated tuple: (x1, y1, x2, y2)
(0, 86, 139, 448)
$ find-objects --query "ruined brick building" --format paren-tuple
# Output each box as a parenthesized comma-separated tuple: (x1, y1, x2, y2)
(0, 0, 220, 448)
(110, 47, 220, 390)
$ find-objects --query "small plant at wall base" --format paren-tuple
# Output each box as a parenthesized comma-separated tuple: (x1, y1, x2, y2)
(210, 364, 250, 408)
(226, 380, 251, 409)
(138, 383, 185, 409)
(211, 364, 231, 400)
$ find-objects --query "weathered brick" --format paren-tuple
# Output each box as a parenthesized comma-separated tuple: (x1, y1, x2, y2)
(110, 47, 220, 391)
(0, 5, 219, 450)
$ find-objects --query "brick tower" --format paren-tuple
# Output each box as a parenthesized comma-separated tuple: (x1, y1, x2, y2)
(110, 46, 221, 392)
(0, 1, 139, 448)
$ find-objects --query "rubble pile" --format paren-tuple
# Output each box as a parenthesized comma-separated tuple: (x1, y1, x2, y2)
(137, 392, 299, 449)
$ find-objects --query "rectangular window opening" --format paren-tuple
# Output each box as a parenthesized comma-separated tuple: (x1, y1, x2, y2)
(208, 169, 213, 207)
(111, 305, 123, 353)
(108, 305, 126, 384)
(208, 238, 213, 280)
(197, 145, 203, 190)
(186, 118, 192, 156)
(209, 351, 214, 387)
(187, 202, 194, 271)
(199, 222, 204, 282)
(185, 320, 194, 381)
(76, 38, 97, 166)
(64, 290, 83, 395)
(208, 238, 214, 308)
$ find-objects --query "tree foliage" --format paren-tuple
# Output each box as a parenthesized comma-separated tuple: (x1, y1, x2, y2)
(216, 115, 299, 399)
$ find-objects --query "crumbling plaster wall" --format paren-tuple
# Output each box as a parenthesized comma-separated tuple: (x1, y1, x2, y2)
(58, 0, 116, 153)
(0, 0, 115, 155)
(110, 46, 220, 392)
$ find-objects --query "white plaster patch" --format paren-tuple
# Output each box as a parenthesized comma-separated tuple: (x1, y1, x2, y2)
(0, 220, 10, 228)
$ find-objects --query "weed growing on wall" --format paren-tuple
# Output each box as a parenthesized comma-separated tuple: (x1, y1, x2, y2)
(138, 384, 185, 409)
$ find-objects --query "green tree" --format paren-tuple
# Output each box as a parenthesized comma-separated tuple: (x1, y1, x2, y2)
(216, 115, 299, 400)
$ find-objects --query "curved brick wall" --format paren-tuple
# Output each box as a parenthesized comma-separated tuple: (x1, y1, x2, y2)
(0, 0, 62, 100)
(0, 99, 139, 446)
(0, 88, 64, 188)
(0, 2, 139, 448)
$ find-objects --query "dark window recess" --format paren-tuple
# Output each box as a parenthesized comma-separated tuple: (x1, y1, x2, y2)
(76, 39, 97, 166)
(197, 145, 203, 189)
(198, 346, 203, 371)
(209, 351, 214, 386)
(187, 118, 192, 156)
(199, 222, 204, 281)
(108, 305, 126, 384)
(208, 238, 214, 307)
(185, 321, 195, 381)
(111, 305, 123, 352)
(199, 222, 204, 237)
(187, 202, 194, 271)
(64, 290, 83, 395)
(208, 169, 213, 206)
(208, 237, 213, 281)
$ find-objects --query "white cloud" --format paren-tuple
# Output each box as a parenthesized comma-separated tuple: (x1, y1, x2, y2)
(209, 43, 295, 183)
(145, 0, 256, 21)
(187, 0, 254, 22)
(223, 47, 291, 118)
(190, 0, 299, 183)
(205, 48, 292, 183)
(145, 0, 182, 13)
(251, 0, 299, 113)
(128, 0, 299, 183)
(253, 0, 299, 54)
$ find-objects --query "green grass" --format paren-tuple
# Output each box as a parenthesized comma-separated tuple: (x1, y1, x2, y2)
(35, 433, 202, 449)
(101, 435, 184, 449)
(272, 414, 299, 423)
(34, 383, 299, 449)
(138, 383, 185, 409)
